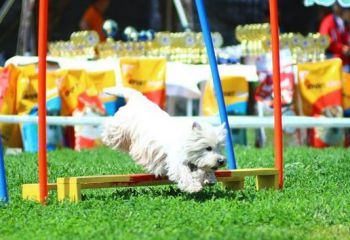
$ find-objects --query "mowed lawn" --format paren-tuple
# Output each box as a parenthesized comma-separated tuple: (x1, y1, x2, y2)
(1, 146, 350, 240)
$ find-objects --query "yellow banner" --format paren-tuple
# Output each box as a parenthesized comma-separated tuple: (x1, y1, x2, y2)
(16, 71, 62, 115)
(297, 58, 342, 116)
(87, 70, 116, 93)
(0, 64, 19, 116)
(57, 69, 96, 116)
(119, 57, 166, 93)
(18, 63, 36, 75)
(0, 64, 22, 147)
(343, 72, 350, 114)
(202, 76, 249, 116)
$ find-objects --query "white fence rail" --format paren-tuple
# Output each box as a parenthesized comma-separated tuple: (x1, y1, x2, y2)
(0, 115, 349, 128)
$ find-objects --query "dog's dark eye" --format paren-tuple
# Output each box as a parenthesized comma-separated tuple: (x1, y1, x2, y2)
(206, 146, 213, 151)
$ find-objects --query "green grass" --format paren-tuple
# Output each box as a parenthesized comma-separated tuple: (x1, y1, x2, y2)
(1, 146, 350, 240)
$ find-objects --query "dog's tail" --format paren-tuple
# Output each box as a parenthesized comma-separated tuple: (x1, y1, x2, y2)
(104, 86, 143, 101)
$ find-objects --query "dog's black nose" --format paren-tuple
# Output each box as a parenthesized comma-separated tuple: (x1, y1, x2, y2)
(217, 158, 226, 166)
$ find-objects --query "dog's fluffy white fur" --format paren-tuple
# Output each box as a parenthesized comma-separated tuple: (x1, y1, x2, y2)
(102, 87, 227, 193)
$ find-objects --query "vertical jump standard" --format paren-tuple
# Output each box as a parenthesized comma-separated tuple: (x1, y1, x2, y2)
(37, 0, 48, 204)
(194, 0, 283, 187)
(195, 0, 237, 170)
(0, 136, 8, 204)
(268, 0, 284, 188)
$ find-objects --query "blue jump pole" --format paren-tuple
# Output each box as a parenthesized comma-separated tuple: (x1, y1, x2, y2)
(195, 0, 237, 169)
(0, 135, 8, 204)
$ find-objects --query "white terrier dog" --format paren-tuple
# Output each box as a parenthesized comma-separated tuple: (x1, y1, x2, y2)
(102, 87, 227, 193)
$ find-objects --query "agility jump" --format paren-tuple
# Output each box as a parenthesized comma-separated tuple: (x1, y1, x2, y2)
(22, 0, 283, 203)
(23, 168, 278, 202)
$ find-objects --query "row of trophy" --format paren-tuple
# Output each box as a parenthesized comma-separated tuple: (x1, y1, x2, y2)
(97, 31, 218, 64)
(235, 23, 330, 63)
(48, 30, 224, 64)
(49, 31, 100, 59)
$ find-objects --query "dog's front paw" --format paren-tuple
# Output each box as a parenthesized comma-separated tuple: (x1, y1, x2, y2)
(203, 172, 217, 186)
(203, 178, 216, 186)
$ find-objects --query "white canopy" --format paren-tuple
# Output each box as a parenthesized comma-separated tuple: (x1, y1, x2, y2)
(304, 0, 350, 7)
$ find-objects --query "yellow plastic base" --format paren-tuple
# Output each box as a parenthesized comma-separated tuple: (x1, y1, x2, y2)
(22, 183, 57, 202)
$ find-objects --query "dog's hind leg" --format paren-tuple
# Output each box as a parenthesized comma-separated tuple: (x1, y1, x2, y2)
(101, 119, 131, 151)
(128, 139, 167, 176)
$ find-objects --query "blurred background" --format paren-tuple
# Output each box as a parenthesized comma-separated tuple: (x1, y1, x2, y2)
(0, 0, 331, 63)
(0, 0, 349, 151)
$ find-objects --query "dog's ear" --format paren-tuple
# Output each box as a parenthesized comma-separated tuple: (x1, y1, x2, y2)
(218, 123, 226, 132)
(192, 121, 202, 131)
